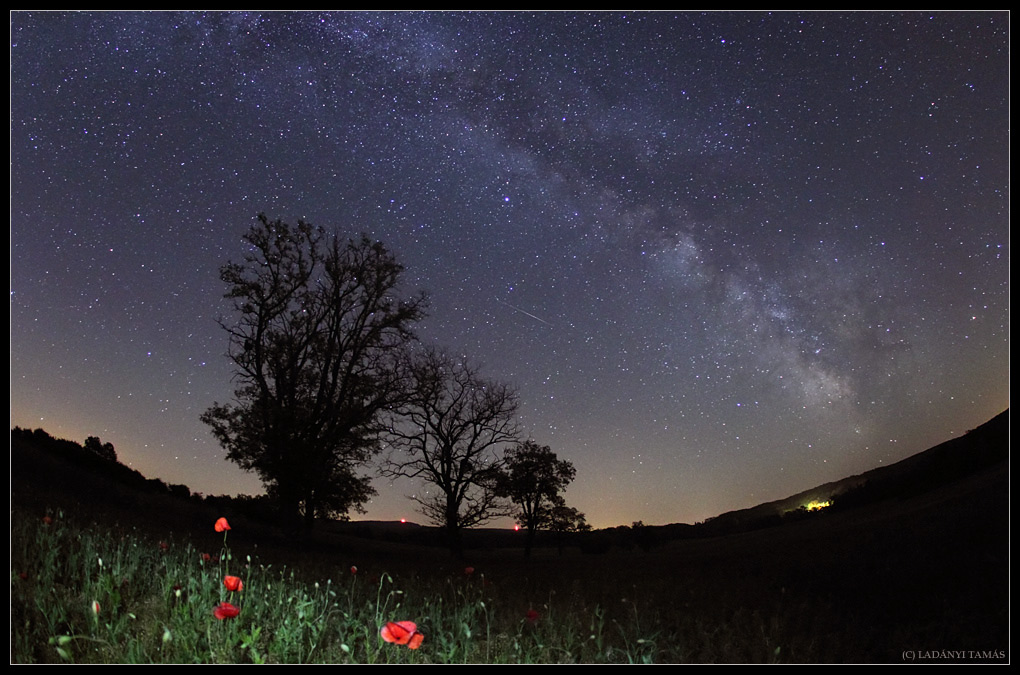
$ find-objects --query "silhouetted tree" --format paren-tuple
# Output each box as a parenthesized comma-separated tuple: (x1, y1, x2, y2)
(382, 347, 520, 556)
(84, 436, 117, 463)
(548, 501, 591, 555)
(630, 520, 659, 551)
(202, 215, 427, 533)
(168, 483, 191, 499)
(550, 503, 589, 532)
(496, 440, 578, 556)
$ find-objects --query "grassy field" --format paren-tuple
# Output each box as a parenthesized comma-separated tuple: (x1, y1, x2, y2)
(10, 457, 1008, 664)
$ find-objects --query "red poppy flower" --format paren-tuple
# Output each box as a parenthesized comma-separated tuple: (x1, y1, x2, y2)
(159, 541, 169, 551)
(464, 566, 475, 576)
(42, 516, 53, 526)
(213, 602, 240, 620)
(381, 621, 424, 649)
(214, 517, 231, 532)
(525, 609, 541, 624)
(223, 575, 244, 592)
(350, 565, 358, 575)
(201, 552, 211, 562)
(91, 600, 100, 616)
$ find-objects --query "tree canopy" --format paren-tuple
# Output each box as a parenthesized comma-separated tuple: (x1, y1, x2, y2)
(497, 440, 580, 556)
(202, 214, 427, 531)
(84, 436, 117, 463)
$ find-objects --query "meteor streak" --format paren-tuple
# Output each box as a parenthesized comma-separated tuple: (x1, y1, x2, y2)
(496, 297, 552, 326)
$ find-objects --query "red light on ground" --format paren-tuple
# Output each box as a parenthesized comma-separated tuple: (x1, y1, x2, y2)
(400, 518, 407, 523)
(514, 524, 520, 531)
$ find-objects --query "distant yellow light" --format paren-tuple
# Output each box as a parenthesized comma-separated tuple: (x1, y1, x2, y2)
(805, 500, 830, 511)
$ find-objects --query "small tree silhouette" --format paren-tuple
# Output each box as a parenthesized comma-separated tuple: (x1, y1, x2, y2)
(497, 440, 580, 557)
(84, 436, 117, 463)
(548, 502, 590, 555)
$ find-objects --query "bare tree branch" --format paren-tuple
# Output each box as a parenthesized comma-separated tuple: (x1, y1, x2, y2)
(382, 347, 520, 554)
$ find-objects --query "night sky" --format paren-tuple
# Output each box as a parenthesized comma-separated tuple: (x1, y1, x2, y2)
(11, 12, 1009, 529)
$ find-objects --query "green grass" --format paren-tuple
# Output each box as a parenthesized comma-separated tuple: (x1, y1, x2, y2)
(13, 420, 1008, 663)
(11, 483, 1007, 664)
(12, 508, 681, 664)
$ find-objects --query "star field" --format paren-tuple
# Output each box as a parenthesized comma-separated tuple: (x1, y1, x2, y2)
(11, 12, 1009, 528)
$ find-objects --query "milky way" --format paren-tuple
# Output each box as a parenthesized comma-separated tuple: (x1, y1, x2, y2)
(11, 12, 1009, 527)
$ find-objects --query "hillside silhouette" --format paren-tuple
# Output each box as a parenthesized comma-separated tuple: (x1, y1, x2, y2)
(10, 412, 1008, 662)
(10, 409, 1008, 550)
(690, 409, 1009, 537)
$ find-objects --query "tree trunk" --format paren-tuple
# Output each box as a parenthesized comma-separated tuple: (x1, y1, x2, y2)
(445, 503, 464, 557)
(524, 527, 536, 557)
